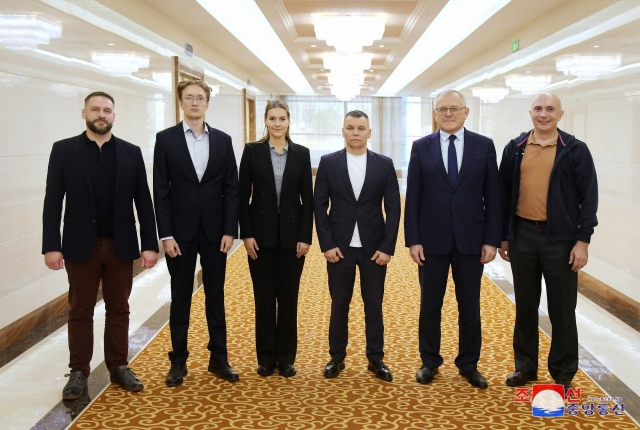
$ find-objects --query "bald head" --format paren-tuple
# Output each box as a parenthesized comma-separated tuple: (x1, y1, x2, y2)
(529, 92, 564, 135)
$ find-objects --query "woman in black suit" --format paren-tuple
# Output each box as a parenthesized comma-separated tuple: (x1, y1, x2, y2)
(239, 100, 313, 377)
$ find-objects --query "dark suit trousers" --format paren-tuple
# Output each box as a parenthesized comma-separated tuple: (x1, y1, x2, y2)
(65, 238, 133, 375)
(509, 217, 578, 381)
(327, 247, 386, 362)
(418, 245, 483, 372)
(166, 224, 228, 364)
(248, 245, 304, 367)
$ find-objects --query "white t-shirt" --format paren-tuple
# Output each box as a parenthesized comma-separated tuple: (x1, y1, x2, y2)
(347, 152, 367, 247)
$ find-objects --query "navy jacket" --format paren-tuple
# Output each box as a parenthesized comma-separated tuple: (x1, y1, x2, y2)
(238, 140, 313, 249)
(42, 132, 158, 261)
(153, 122, 239, 243)
(499, 128, 598, 243)
(314, 149, 400, 257)
(404, 129, 501, 255)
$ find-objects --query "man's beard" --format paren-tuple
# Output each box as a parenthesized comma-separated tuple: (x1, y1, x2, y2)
(86, 119, 113, 135)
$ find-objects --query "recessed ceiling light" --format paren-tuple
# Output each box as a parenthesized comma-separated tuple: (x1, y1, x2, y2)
(594, 45, 599, 47)
(526, 70, 531, 73)
(311, 44, 316, 47)
(320, 68, 325, 71)
(369, 69, 374, 72)
(108, 43, 115, 46)
(379, 44, 385, 48)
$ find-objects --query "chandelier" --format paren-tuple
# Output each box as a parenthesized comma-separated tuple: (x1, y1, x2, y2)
(0, 14, 62, 50)
(323, 53, 373, 101)
(471, 87, 509, 103)
(91, 53, 149, 76)
(314, 15, 386, 54)
(555, 55, 621, 80)
(505, 75, 552, 94)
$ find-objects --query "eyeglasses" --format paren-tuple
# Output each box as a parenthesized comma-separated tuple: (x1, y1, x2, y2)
(183, 95, 207, 104)
(435, 107, 466, 115)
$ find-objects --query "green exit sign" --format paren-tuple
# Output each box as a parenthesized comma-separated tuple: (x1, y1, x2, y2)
(512, 40, 519, 52)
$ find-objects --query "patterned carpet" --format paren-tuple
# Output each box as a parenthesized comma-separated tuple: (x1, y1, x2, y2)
(70, 217, 639, 429)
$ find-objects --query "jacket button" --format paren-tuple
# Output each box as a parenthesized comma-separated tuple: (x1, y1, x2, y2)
(92, 220, 96, 223)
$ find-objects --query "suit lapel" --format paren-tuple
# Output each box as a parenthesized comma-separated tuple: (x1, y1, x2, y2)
(73, 134, 94, 198)
(280, 140, 296, 193)
(201, 124, 216, 182)
(358, 150, 376, 201)
(456, 129, 475, 187)
(337, 149, 357, 202)
(428, 131, 450, 184)
(259, 141, 278, 196)
(113, 136, 125, 193)
(174, 122, 199, 182)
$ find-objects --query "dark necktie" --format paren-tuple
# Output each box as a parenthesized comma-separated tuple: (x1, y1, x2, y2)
(448, 134, 458, 184)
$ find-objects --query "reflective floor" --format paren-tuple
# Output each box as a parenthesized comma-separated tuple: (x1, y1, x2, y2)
(1, 239, 639, 429)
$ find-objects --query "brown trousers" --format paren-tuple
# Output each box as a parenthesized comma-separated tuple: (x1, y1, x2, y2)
(65, 238, 133, 375)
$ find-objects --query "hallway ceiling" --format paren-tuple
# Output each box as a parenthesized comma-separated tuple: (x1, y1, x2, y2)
(7, 0, 640, 98)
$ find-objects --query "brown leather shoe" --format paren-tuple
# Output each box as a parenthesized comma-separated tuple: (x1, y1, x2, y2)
(505, 371, 538, 387)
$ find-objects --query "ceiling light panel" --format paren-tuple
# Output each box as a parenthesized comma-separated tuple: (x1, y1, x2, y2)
(505, 74, 552, 94)
(472, 87, 509, 103)
(377, 0, 511, 95)
(196, 0, 313, 94)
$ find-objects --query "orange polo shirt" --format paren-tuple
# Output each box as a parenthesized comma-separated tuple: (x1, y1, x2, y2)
(515, 131, 558, 221)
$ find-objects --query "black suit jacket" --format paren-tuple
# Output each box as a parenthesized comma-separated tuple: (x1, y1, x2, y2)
(42, 132, 158, 262)
(404, 129, 501, 255)
(314, 149, 400, 257)
(153, 122, 239, 243)
(239, 140, 313, 249)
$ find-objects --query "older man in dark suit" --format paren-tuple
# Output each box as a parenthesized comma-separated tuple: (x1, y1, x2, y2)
(404, 90, 501, 389)
(314, 110, 400, 382)
(43, 91, 158, 400)
(154, 79, 239, 386)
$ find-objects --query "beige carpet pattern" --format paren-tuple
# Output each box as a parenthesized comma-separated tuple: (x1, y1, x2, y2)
(70, 210, 638, 429)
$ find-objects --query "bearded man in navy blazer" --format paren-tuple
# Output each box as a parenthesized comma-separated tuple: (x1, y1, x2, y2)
(154, 79, 239, 386)
(314, 110, 400, 382)
(404, 90, 501, 389)
(43, 91, 158, 400)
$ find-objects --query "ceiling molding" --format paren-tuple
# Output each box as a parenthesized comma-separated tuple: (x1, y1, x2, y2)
(275, 0, 298, 40)
(399, 0, 431, 41)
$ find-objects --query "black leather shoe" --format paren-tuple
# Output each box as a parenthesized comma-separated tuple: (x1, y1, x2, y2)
(257, 365, 276, 377)
(62, 371, 88, 400)
(505, 371, 538, 387)
(324, 358, 345, 378)
(368, 360, 393, 382)
(278, 364, 296, 378)
(110, 365, 144, 392)
(416, 366, 438, 384)
(459, 369, 488, 389)
(555, 379, 573, 395)
(208, 358, 239, 382)
(166, 363, 188, 387)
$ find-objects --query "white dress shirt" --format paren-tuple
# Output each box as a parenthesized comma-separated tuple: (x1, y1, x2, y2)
(183, 120, 210, 182)
(347, 152, 367, 247)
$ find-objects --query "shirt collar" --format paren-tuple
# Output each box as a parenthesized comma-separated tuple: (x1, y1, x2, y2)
(268, 140, 289, 153)
(440, 127, 464, 142)
(182, 120, 209, 135)
(528, 130, 558, 147)
(84, 131, 113, 146)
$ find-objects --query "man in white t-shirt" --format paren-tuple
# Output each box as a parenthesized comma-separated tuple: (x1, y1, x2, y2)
(314, 110, 401, 381)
